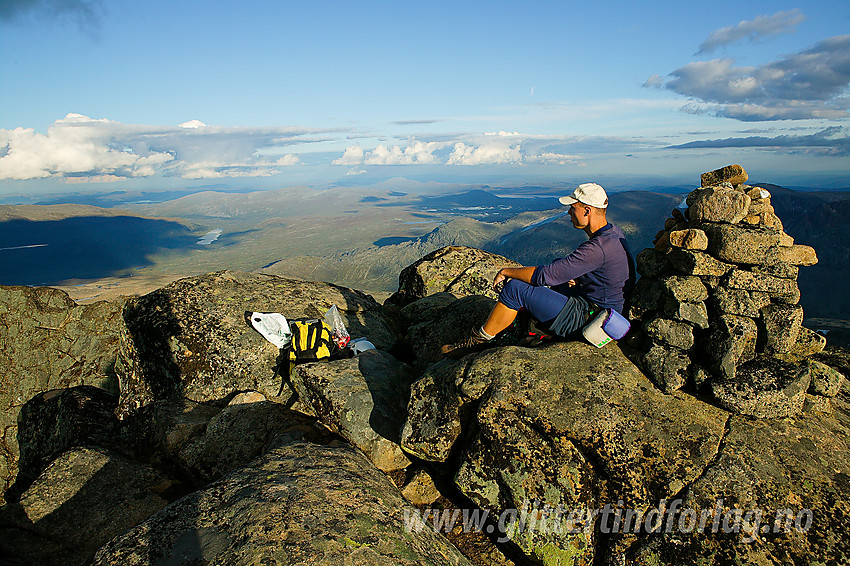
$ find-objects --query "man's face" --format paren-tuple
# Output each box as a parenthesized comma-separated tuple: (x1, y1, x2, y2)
(569, 202, 590, 229)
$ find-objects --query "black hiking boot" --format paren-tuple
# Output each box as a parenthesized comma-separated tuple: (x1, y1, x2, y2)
(441, 328, 493, 360)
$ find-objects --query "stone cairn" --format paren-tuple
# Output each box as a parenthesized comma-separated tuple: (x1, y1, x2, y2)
(627, 164, 844, 418)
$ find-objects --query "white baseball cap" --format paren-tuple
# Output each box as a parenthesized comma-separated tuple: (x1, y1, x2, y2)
(559, 183, 608, 209)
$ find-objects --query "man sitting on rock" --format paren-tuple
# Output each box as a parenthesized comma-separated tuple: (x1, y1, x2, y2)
(441, 183, 635, 359)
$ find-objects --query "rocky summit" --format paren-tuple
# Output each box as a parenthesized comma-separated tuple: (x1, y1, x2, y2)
(1, 166, 849, 566)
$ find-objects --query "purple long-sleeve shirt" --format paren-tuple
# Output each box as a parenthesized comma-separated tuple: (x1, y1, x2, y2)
(530, 223, 635, 313)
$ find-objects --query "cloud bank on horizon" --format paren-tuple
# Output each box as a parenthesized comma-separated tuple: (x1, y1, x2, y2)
(1, 3, 848, 187)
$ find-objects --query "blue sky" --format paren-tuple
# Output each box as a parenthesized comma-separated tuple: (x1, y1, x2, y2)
(1, 0, 848, 196)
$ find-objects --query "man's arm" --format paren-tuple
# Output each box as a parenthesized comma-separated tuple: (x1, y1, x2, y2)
(493, 266, 536, 289)
(531, 240, 604, 287)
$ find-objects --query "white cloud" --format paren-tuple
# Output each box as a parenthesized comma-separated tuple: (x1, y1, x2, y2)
(446, 141, 523, 165)
(0, 113, 327, 181)
(0, 118, 174, 180)
(333, 140, 443, 165)
(333, 145, 365, 165)
(364, 141, 442, 165)
(661, 34, 850, 121)
(526, 152, 584, 165)
(697, 9, 806, 54)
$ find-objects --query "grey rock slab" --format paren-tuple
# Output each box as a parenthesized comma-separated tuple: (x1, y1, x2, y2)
(451, 342, 727, 564)
(642, 341, 691, 393)
(0, 285, 134, 503)
(389, 246, 521, 307)
(804, 359, 845, 397)
(290, 349, 415, 472)
(90, 441, 473, 566)
(10, 386, 121, 500)
(711, 355, 810, 418)
(0, 446, 178, 566)
(119, 271, 397, 415)
(689, 187, 751, 224)
(701, 223, 781, 265)
(759, 303, 804, 355)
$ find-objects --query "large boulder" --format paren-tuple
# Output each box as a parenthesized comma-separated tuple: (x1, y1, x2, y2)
(167, 396, 333, 485)
(91, 441, 473, 566)
(119, 271, 397, 416)
(0, 446, 180, 566)
(290, 349, 416, 472)
(402, 342, 729, 564)
(406, 294, 497, 368)
(387, 246, 520, 307)
(627, 396, 850, 565)
(689, 187, 751, 225)
(9, 386, 122, 500)
(700, 164, 748, 187)
(700, 223, 781, 265)
(0, 285, 135, 504)
(710, 355, 811, 418)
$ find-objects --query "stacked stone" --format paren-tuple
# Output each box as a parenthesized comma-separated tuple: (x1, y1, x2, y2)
(627, 164, 842, 418)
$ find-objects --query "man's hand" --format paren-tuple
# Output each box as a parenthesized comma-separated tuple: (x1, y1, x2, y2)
(493, 269, 507, 291)
(567, 279, 576, 287)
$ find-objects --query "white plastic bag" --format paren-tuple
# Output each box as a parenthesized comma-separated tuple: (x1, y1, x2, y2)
(324, 305, 350, 348)
(248, 312, 292, 348)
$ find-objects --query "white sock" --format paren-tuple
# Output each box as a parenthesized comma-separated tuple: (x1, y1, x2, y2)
(478, 325, 495, 340)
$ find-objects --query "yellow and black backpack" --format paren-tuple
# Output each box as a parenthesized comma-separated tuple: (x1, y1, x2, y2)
(287, 318, 337, 363)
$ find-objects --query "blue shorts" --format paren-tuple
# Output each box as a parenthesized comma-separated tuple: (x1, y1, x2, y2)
(499, 279, 592, 336)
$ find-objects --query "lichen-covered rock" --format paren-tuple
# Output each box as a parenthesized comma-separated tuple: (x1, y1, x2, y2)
(173, 399, 332, 484)
(400, 358, 466, 462)
(668, 228, 708, 250)
(10, 386, 121, 500)
(406, 294, 497, 369)
(751, 261, 799, 279)
(442, 342, 728, 564)
(397, 292, 458, 327)
(700, 223, 781, 265)
(659, 275, 709, 303)
(778, 244, 818, 266)
(388, 246, 520, 307)
(667, 248, 734, 277)
(90, 442, 473, 566)
(791, 326, 827, 357)
(119, 271, 396, 416)
(0, 285, 133, 504)
(703, 314, 758, 380)
(804, 359, 845, 397)
(689, 187, 751, 224)
(635, 248, 671, 278)
(662, 296, 709, 329)
(645, 317, 695, 351)
(642, 342, 691, 393)
(727, 268, 799, 299)
(400, 469, 442, 506)
(0, 446, 180, 566)
(700, 164, 748, 187)
(759, 303, 804, 355)
(627, 398, 850, 565)
(709, 287, 770, 317)
(711, 355, 810, 418)
(290, 349, 415, 472)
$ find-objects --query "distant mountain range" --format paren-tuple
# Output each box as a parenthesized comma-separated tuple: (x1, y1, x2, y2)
(0, 182, 848, 325)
